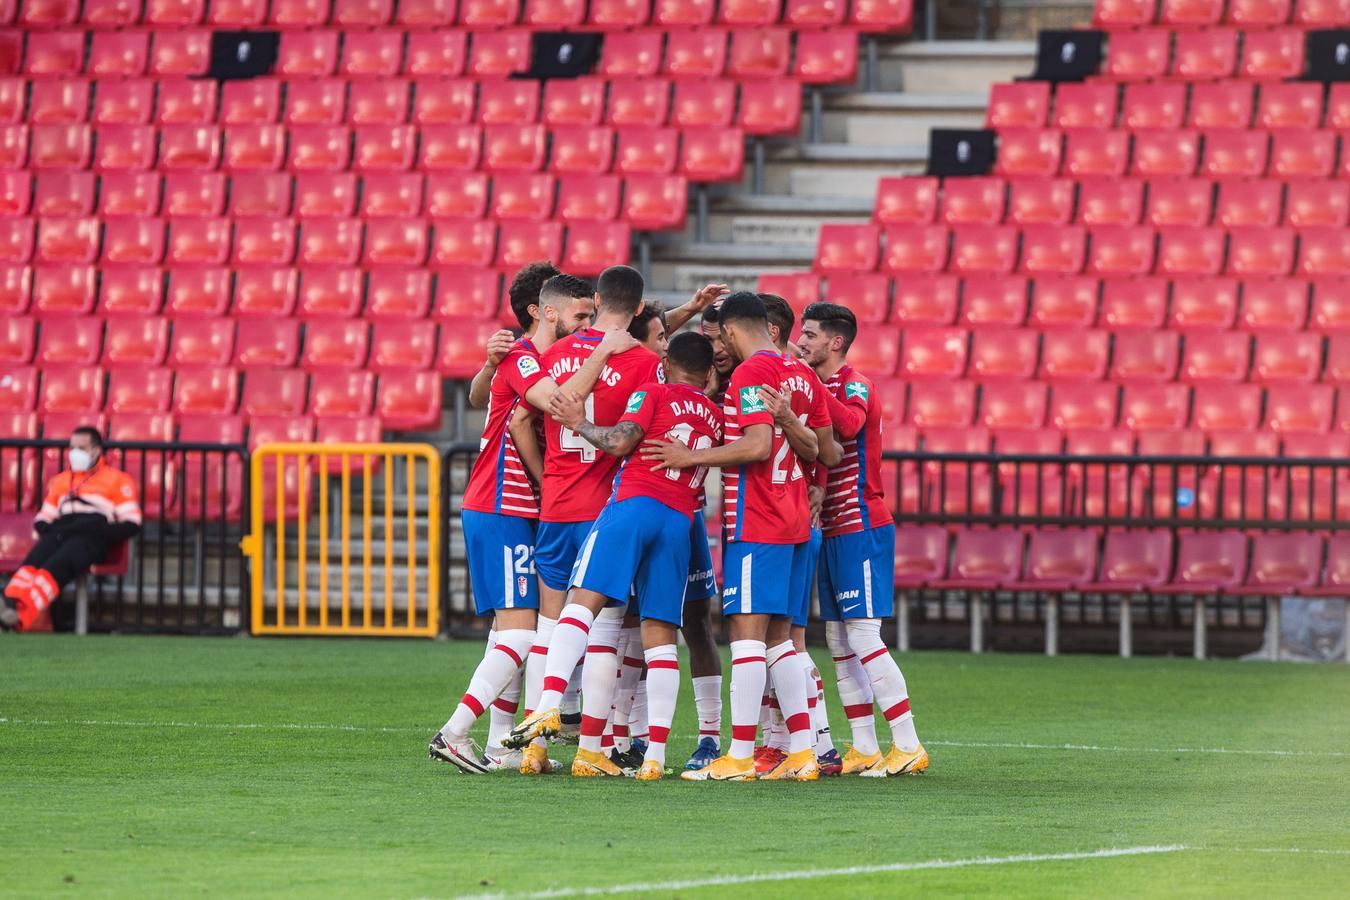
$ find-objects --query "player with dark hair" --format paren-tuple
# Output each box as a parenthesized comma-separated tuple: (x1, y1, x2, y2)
(525, 332, 724, 780)
(2, 427, 141, 633)
(429, 272, 637, 773)
(505, 265, 662, 776)
(627, 304, 668, 359)
(467, 261, 561, 411)
(644, 292, 829, 782)
(798, 301, 929, 778)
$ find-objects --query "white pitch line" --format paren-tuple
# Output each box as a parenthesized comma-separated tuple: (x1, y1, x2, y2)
(2, 718, 1347, 759)
(454, 845, 1191, 900)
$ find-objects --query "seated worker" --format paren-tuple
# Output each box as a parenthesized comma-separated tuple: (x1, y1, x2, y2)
(1, 427, 141, 632)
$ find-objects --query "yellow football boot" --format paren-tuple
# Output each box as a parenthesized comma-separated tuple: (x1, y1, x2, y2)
(518, 743, 556, 775)
(762, 748, 820, 781)
(679, 754, 756, 781)
(571, 748, 625, 777)
(634, 760, 664, 781)
(505, 707, 561, 749)
(841, 746, 883, 775)
(861, 743, 930, 777)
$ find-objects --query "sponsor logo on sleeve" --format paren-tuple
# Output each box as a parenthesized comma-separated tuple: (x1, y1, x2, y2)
(845, 381, 869, 401)
(517, 356, 540, 378)
(625, 391, 647, 413)
(739, 386, 768, 415)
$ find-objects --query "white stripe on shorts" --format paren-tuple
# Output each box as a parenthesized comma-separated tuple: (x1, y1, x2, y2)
(863, 556, 873, 618)
(503, 544, 515, 609)
(741, 552, 753, 614)
(572, 530, 599, 587)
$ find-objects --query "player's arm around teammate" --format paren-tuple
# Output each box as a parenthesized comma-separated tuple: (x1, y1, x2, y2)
(468, 330, 517, 409)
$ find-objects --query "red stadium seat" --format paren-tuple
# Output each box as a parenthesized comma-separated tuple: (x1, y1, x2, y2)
(302, 320, 370, 371)
(607, 80, 672, 129)
(478, 80, 540, 126)
(663, 30, 728, 79)
(1130, 129, 1200, 177)
(1227, 0, 1292, 24)
(899, 327, 968, 380)
(979, 381, 1047, 429)
(460, 0, 521, 26)
(298, 268, 362, 318)
(482, 124, 546, 173)
(284, 80, 344, 126)
(759, 273, 821, 317)
(156, 81, 217, 126)
(294, 173, 356, 217)
(1256, 82, 1320, 131)
(334, 0, 393, 26)
(1009, 178, 1076, 226)
(1295, 0, 1350, 25)
(298, 218, 361, 266)
(233, 318, 301, 369)
(0, 218, 33, 263)
(1172, 28, 1238, 80)
(352, 124, 416, 172)
(432, 269, 500, 321)
(969, 328, 1038, 380)
(366, 269, 432, 320)
(1021, 529, 1098, 591)
(680, 128, 744, 182)
(1019, 225, 1086, 275)
(792, 31, 857, 84)
(103, 317, 172, 369)
(1265, 383, 1334, 432)
(846, 327, 902, 377)
(37, 219, 99, 265)
(672, 82, 736, 129)
(92, 81, 154, 127)
(0, 265, 30, 316)
(1120, 383, 1190, 431)
(171, 367, 236, 416)
(1231, 221, 1298, 275)
(224, 173, 288, 218)
(622, 174, 687, 230)
(1213, 179, 1279, 228)
(242, 368, 308, 417)
(89, 33, 149, 77)
(0, 317, 33, 365)
(549, 126, 614, 174)
(1312, 281, 1350, 333)
(348, 81, 410, 125)
(469, 32, 530, 78)
(1062, 130, 1130, 178)
(98, 267, 163, 317)
(590, 0, 650, 26)
(361, 173, 425, 218)
(170, 317, 235, 368)
(157, 124, 220, 172)
(1251, 333, 1322, 384)
(563, 221, 631, 275)
(936, 530, 1022, 591)
(612, 127, 679, 175)
(986, 82, 1050, 129)
(823, 273, 889, 322)
(0, 363, 38, 413)
(495, 221, 563, 270)
(287, 125, 352, 172)
(1165, 532, 1247, 592)
(1089, 530, 1173, 592)
(1094, 0, 1156, 27)
(1170, 277, 1239, 330)
(1049, 383, 1119, 431)
(1181, 332, 1252, 383)
(599, 31, 663, 79)
(938, 177, 1005, 226)
(1188, 81, 1253, 129)
(1040, 328, 1109, 380)
(1270, 131, 1337, 179)
(1105, 29, 1171, 81)
(341, 31, 402, 79)
(1077, 179, 1144, 226)
(1156, 225, 1225, 277)
(889, 525, 946, 587)
(0, 125, 29, 170)
(166, 219, 230, 266)
(1200, 129, 1269, 179)
(1239, 28, 1303, 81)
(993, 129, 1063, 177)
(1030, 275, 1101, 328)
(1112, 331, 1180, 383)
(815, 224, 880, 274)
(1244, 533, 1320, 593)
(162, 173, 225, 217)
(542, 79, 605, 128)
(426, 171, 488, 219)
(727, 30, 791, 80)
(882, 225, 948, 274)
(875, 177, 938, 226)
(1086, 225, 1156, 276)
(209, 0, 268, 25)
(849, 0, 914, 30)
(405, 31, 467, 76)
(1298, 228, 1350, 276)
(1052, 82, 1118, 130)
(32, 125, 92, 171)
(107, 368, 174, 414)
(98, 172, 161, 219)
(276, 31, 338, 77)
(438, 320, 510, 378)
(892, 274, 958, 326)
(232, 218, 296, 266)
(950, 227, 1019, 277)
(33, 172, 92, 217)
(411, 80, 476, 126)
(1240, 279, 1309, 332)
(165, 267, 230, 317)
(37, 317, 102, 367)
(149, 31, 211, 77)
(269, 0, 328, 26)
(84, 0, 146, 27)
(29, 82, 88, 126)
(524, 0, 585, 26)
(906, 380, 975, 427)
(32, 266, 96, 316)
(26, 33, 84, 76)
(370, 321, 437, 372)
(431, 219, 497, 267)
(717, 0, 779, 25)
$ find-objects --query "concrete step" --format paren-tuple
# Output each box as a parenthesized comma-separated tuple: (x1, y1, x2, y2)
(878, 39, 1036, 93)
(767, 142, 929, 199)
(823, 91, 988, 145)
(652, 261, 813, 295)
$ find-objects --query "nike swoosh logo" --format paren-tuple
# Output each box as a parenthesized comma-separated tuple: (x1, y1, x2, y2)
(842, 603, 861, 612)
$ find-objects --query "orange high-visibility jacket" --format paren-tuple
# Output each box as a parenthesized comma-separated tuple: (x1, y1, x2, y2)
(35, 464, 142, 527)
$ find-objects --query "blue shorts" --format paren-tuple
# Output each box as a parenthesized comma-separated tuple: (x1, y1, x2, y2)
(571, 496, 691, 626)
(461, 510, 538, 616)
(791, 527, 823, 628)
(818, 524, 896, 621)
(684, 509, 717, 604)
(535, 520, 594, 592)
(721, 541, 794, 618)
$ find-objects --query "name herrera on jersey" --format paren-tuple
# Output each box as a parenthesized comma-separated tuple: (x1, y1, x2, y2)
(780, 373, 817, 401)
(548, 356, 623, 387)
(669, 398, 724, 438)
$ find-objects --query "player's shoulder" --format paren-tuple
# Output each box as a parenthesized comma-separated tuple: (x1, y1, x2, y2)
(614, 344, 660, 369)
(839, 365, 876, 402)
(504, 339, 543, 377)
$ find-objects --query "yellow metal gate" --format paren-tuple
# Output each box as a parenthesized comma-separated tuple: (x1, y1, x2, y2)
(240, 442, 441, 637)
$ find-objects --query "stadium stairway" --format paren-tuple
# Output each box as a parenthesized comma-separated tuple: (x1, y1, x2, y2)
(646, 39, 1036, 299)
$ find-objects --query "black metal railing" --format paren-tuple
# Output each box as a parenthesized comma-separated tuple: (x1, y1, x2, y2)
(0, 438, 249, 634)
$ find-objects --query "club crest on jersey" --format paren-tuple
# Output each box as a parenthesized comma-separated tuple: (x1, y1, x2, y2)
(739, 386, 767, 414)
(517, 575, 529, 597)
(517, 356, 540, 378)
(626, 391, 647, 413)
(845, 381, 868, 401)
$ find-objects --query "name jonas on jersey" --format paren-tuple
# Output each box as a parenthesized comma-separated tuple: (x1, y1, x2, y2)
(547, 355, 623, 387)
(668, 398, 723, 437)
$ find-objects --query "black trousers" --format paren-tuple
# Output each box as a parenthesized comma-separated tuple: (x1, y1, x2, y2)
(20, 529, 110, 591)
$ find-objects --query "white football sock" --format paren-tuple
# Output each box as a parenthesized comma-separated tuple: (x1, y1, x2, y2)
(629, 678, 648, 741)
(827, 619, 879, 755)
(766, 693, 788, 751)
(537, 604, 592, 712)
(643, 644, 679, 768)
(802, 650, 834, 756)
(441, 629, 532, 741)
(847, 618, 919, 752)
(577, 606, 624, 753)
(766, 640, 812, 754)
(611, 627, 644, 753)
(523, 614, 556, 718)
(691, 675, 722, 748)
(728, 639, 767, 759)
(562, 664, 582, 716)
(487, 659, 522, 753)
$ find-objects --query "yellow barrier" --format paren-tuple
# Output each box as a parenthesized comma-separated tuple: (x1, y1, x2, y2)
(240, 442, 441, 638)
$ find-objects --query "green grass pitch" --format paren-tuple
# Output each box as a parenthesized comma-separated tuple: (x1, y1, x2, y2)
(3, 636, 1349, 898)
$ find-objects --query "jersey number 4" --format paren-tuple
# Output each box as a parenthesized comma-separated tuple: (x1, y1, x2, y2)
(665, 423, 712, 489)
(559, 395, 598, 463)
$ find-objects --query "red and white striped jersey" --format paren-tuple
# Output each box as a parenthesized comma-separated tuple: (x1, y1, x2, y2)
(462, 338, 546, 518)
(821, 365, 890, 537)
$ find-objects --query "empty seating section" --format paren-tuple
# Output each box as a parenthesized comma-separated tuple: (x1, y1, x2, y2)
(0, 2, 907, 468)
(764, 0, 1350, 573)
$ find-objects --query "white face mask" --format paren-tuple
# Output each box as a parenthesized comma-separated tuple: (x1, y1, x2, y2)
(68, 448, 95, 472)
